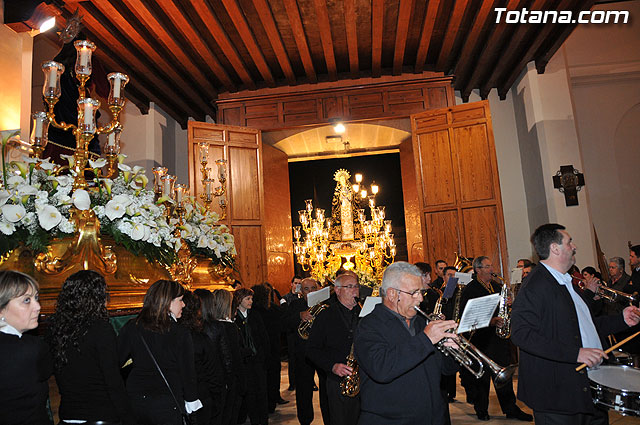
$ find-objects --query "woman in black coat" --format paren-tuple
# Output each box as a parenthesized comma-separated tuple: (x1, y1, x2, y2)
(47, 270, 134, 425)
(179, 291, 225, 425)
(198, 288, 245, 425)
(117, 280, 202, 425)
(0, 270, 52, 425)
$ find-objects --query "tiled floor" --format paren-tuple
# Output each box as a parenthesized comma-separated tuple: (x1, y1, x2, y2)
(49, 362, 638, 424)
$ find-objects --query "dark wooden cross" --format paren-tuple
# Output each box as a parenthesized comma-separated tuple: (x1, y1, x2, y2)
(552, 165, 585, 206)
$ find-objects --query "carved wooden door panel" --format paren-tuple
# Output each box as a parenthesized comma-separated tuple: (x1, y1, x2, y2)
(410, 101, 508, 275)
(188, 122, 266, 287)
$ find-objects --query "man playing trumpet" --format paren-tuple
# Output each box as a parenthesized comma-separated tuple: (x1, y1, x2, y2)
(307, 272, 362, 425)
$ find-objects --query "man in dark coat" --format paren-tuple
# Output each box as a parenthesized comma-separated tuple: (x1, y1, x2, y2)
(511, 223, 640, 424)
(354, 261, 458, 425)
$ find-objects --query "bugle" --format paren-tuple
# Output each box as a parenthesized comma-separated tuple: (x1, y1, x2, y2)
(414, 306, 517, 388)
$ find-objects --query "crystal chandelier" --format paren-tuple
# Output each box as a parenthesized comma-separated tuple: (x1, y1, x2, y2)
(293, 170, 396, 283)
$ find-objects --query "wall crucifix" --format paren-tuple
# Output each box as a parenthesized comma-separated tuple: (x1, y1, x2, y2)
(552, 165, 585, 206)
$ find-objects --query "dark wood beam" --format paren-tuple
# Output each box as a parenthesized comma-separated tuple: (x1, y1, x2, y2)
(497, 0, 573, 98)
(452, 0, 495, 82)
(251, 0, 296, 85)
(461, 0, 525, 99)
(89, 0, 214, 116)
(344, 0, 359, 77)
(435, 0, 468, 72)
(312, 0, 337, 80)
(220, 0, 275, 86)
(393, 0, 413, 76)
(534, 0, 597, 75)
(414, 0, 440, 73)
(66, 3, 202, 120)
(117, 0, 222, 99)
(371, 0, 383, 77)
(480, 0, 547, 98)
(282, 0, 317, 83)
(185, 0, 255, 89)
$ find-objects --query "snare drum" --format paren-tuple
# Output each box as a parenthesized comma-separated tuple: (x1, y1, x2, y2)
(588, 365, 640, 416)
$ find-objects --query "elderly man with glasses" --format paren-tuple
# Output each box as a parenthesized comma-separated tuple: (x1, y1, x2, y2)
(307, 271, 362, 425)
(353, 261, 457, 425)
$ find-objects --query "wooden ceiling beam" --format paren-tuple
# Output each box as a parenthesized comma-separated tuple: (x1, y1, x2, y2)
(344, 0, 359, 77)
(88, 0, 214, 116)
(186, 0, 255, 90)
(480, 0, 547, 99)
(312, 0, 337, 80)
(65, 3, 203, 120)
(393, 0, 413, 76)
(371, 0, 383, 77)
(282, 0, 317, 83)
(435, 0, 468, 73)
(220, 0, 275, 86)
(452, 0, 495, 83)
(251, 0, 296, 85)
(461, 0, 525, 100)
(414, 0, 440, 74)
(497, 0, 573, 98)
(534, 0, 597, 75)
(117, 0, 222, 98)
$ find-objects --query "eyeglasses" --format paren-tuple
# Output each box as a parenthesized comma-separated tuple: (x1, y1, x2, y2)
(391, 287, 425, 297)
(337, 284, 360, 290)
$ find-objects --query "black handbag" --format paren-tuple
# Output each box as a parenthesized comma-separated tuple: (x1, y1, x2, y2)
(139, 334, 192, 425)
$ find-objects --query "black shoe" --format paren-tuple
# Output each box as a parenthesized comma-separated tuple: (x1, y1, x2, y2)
(466, 396, 474, 405)
(287, 385, 295, 391)
(477, 413, 490, 421)
(312, 384, 318, 391)
(506, 409, 533, 421)
(276, 397, 289, 405)
(447, 396, 455, 403)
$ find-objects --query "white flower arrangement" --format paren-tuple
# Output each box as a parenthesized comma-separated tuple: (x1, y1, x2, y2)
(0, 153, 235, 268)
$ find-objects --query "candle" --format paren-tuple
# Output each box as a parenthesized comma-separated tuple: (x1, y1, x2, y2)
(80, 48, 89, 67)
(205, 180, 212, 197)
(215, 159, 226, 180)
(48, 67, 57, 89)
(84, 102, 93, 126)
(113, 75, 121, 98)
(199, 143, 209, 163)
(35, 118, 43, 138)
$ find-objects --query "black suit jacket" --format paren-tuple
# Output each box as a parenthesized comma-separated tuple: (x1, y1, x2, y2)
(511, 263, 628, 414)
(354, 303, 452, 425)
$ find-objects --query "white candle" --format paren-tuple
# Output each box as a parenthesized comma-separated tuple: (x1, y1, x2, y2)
(163, 179, 171, 197)
(48, 67, 57, 89)
(113, 76, 121, 98)
(175, 188, 183, 204)
(84, 102, 93, 126)
(80, 48, 89, 67)
(205, 180, 212, 197)
(35, 118, 43, 138)
(107, 132, 115, 147)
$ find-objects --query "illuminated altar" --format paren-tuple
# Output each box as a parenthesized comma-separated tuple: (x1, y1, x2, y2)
(293, 169, 395, 287)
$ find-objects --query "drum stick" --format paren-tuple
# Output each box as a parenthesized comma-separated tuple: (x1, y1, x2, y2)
(576, 330, 640, 372)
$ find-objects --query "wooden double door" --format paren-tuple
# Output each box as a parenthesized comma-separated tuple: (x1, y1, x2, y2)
(188, 100, 509, 293)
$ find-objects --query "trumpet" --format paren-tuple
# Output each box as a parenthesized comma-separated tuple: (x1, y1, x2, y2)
(414, 306, 517, 388)
(596, 285, 639, 305)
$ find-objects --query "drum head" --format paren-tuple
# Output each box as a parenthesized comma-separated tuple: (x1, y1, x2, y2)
(588, 365, 640, 392)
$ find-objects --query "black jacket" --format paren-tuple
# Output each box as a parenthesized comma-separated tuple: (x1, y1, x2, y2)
(511, 263, 629, 414)
(354, 303, 451, 425)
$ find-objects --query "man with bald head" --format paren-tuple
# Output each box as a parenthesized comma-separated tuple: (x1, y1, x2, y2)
(354, 262, 458, 425)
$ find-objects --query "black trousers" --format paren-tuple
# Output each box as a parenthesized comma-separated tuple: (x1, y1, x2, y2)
(221, 379, 239, 425)
(266, 353, 282, 411)
(317, 371, 330, 425)
(240, 359, 269, 425)
(533, 408, 608, 425)
(325, 378, 360, 425)
(441, 373, 456, 399)
(469, 370, 518, 416)
(294, 354, 316, 425)
(287, 332, 297, 387)
(129, 393, 183, 425)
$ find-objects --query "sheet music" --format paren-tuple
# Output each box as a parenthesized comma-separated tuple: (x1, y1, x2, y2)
(457, 293, 500, 334)
(443, 277, 458, 299)
(511, 268, 523, 284)
(307, 286, 330, 307)
(359, 296, 382, 317)
(455, 272, 473, 285)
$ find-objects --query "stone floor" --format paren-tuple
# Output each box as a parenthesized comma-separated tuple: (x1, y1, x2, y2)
(49, 362, 638, 424)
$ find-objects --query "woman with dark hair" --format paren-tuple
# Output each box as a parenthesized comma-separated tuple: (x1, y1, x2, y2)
(198, 288, 244, 425)
(117, 280, 201, 425)
(179, 291, 225, 425)
(234, 287, 270, 425)
(47, 270, 133, 425)
(0, 270, 52, 425)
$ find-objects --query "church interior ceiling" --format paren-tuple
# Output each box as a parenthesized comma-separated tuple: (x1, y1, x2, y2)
(40, 0, 600, 127)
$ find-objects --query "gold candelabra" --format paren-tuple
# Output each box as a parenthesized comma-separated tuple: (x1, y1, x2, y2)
(293, 171, 395, 282)
(197, 142, 227, 219)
